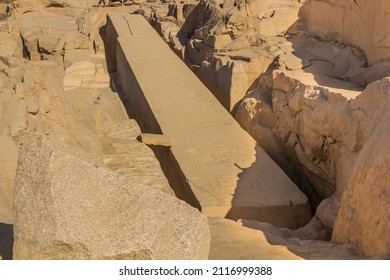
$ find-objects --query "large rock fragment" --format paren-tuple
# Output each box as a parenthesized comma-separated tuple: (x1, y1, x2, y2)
(332, 78, 390, 257)
(13, 138, 210, 260)
(38, 34, 66, 54)
(17, 0, 45, 13)
(0, 32, 23, 58)
(315, 195, 339, 234)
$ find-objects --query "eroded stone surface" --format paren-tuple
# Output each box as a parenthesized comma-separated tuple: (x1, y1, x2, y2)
(299, 0, 390, 67)
(13, 138, 210, 260)
(332, 78, 390, 256)
(208, 217, 302, 260)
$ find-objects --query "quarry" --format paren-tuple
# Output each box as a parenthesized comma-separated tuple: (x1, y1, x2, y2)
(0, 0, 389, 260)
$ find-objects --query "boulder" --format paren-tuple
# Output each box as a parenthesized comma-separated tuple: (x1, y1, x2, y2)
(65, 32, 90, 50)
(0, 32, 23, 58)
(13, 138, 210, 260)
(17, 0, 45, 13)
(315, 195, 340, 234)
(237, 218, 362, 260)
(155, 21, 180, 43)
(20, 31, 41, 61)
(38, 34, 66, 54)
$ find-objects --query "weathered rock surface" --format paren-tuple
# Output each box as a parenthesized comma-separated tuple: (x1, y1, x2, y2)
(15, 0, 45, 13)
(0, 3, 8, 20)
(299, 0, 390, 67)
(332, 78, 390, 256)
(45, 0, 93, 8)
(235, 70, 360, 207)
(13, 138, 210, 260)
(99, 120, 175, 196)
(14, 11, 79, 60)
(315, 195, 339, 234)
(208, 217, 302, 260)
(235, 71, 390, 257)
(0, 60, 75, 225)
(0, 32, 23, 58)
(168, 0, 303, 111)
(239, 219, 364, 260)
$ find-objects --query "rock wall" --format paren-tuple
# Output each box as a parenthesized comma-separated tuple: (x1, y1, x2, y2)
(232, 1, 390, 256)
(300, 0, 390, 67)
(332, 78, 390, 256)
(236, 71, 390, 257)
(235, 70, 359, 207)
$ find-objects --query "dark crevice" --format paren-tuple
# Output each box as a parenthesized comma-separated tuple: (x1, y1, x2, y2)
(0, 223, 13, 260)
(100, 22, 202, 210)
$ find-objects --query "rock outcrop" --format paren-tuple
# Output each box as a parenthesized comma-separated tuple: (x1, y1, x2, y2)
(158, 0, 303, 111)
(13, 138, 210, 260)
(299, 0, 390, 67)
(332, 78, 390, 256)
(235, 71, 390, 257)
(0, 32, 22, 58)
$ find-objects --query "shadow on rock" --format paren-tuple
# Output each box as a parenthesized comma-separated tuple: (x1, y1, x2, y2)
(0, 223, 13, 260)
